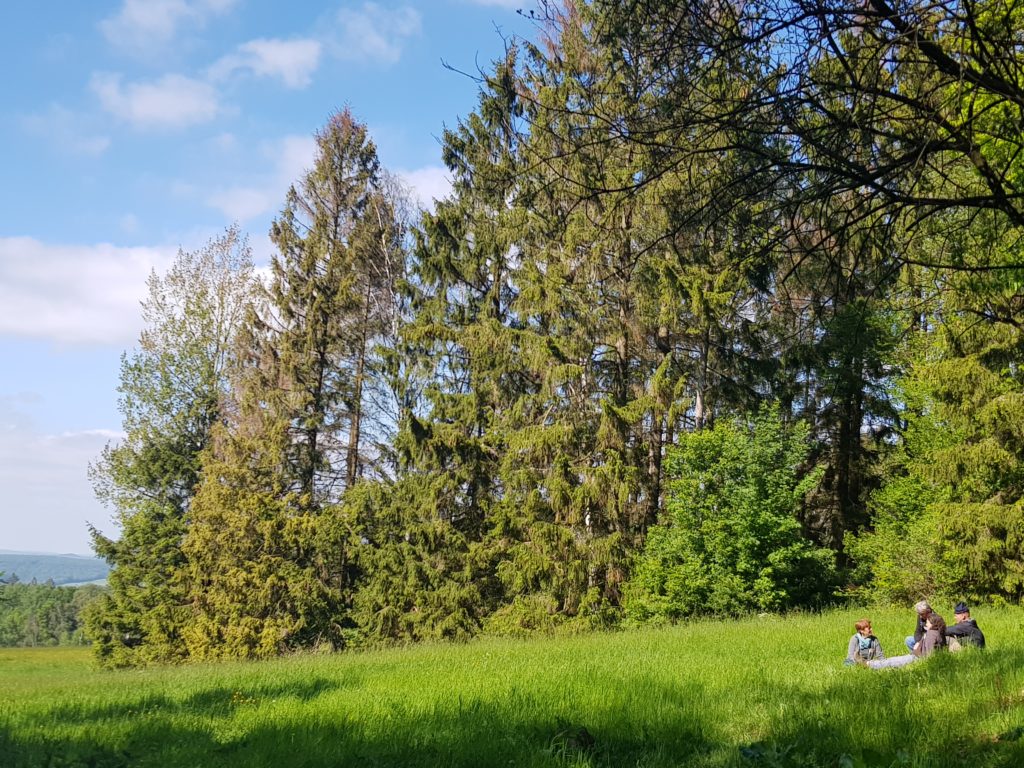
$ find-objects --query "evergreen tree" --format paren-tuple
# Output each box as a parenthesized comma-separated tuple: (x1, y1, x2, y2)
(182, 399, 358, 658)
(183, 110, 404, 656)
(849, 208, 1024, 602)
(264, 109, 381, 505)
(355, 51, 528, 641)
(766, 204, 903, 550)
(484, 1, 781, 628)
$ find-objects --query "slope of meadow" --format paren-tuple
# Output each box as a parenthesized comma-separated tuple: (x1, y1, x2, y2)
(3, 607, 1024, 767)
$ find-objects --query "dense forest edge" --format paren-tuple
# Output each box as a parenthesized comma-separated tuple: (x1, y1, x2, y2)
(67, 0, 1024, 667)
(0, 555, 107, 647)
(0, 581, 102, 647)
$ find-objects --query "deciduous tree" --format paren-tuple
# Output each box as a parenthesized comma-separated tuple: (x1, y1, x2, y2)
(87, 227, 257, 667)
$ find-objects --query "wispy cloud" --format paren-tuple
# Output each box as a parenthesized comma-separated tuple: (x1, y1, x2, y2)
(210, 37, 323, 89)
(208, 132, 239, 152)
(205, 187, 275, 222)
(90, 72, 221, 130)
(204, 134, 317, 222)
(100, 0, 239, 53)
(208, 3, 421, 92)
(330, 3, 422, 65)
(277, 134, 318, 188)
(119, 214, 141, 234)
(20, 105, 111, 156)
(0, 415, 119, 554)
(205, 144, 452, 222)
(0, 237, 177, 345)
(398, 165, 452, 210)
(94, 2, 420, 135)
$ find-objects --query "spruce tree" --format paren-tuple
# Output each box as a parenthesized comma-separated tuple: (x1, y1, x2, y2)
(355, 51, 528, 641)
(183, 110, 403, 656)
(850, 207, 1024, 602)
(264, 108, 384, 505)
(482, 2, 778, 627)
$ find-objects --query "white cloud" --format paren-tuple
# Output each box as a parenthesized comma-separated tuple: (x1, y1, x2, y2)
(0, 237, 177, 345)
(278, 135, 317, 185)
(204, 134, 316, 222)
(21, 105, 111, 156)
(100, 0, 239, 53)
(169, 180, 199, 198)
(57, 429, 127, 441)
(91, 72, 221, 130)
(205, 144, 451, 223)
(210, 38, 323, 89)
(0, 418, 119, 554)
(466, 0, 525, 7)
(206, 187, 275, 222)
(331, 3, 422, 64)
(399, 165, 452, 210)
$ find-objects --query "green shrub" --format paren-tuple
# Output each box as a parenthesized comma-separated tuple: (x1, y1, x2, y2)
(625, 407, 835, 621)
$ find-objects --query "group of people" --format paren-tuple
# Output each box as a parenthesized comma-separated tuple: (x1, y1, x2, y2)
(844, 600, 986, 669)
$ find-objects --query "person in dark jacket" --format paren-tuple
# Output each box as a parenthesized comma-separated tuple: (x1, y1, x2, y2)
(945, 601, 986, 649)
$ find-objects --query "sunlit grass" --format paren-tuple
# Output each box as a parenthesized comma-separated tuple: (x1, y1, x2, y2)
(3, 607, 1024, 766)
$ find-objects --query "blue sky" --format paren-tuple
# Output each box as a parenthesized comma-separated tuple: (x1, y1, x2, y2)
(0, 0, 535, 554)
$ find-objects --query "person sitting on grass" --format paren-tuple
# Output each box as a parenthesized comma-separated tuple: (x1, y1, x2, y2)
(915, 612, 947, 657)
(845, 618, 885, 666)
(905, 600, 946, 657)
(945, 601, 986, 650)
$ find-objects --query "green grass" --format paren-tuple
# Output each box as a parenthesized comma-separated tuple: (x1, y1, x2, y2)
(4, 607, 1024, 767)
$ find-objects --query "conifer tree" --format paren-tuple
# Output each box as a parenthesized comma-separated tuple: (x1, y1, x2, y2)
(354, 51, 528, 641)
(849, 208, 1024, 602)
(182, 369, 357, 658)
(264, 108, 386, 505)
(182, 110, 403, 656)
(477, 2, 780, 628)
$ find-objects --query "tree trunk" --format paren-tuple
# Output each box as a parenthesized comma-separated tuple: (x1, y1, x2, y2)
(346, 280, 373, 489)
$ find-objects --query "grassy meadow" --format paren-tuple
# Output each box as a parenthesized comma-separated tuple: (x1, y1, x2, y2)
(4, 607, 1024, 767)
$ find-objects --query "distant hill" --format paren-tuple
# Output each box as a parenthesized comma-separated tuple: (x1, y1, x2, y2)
(0, 552, 109, 587)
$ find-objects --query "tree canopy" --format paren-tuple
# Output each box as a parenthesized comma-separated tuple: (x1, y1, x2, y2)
(89, 1, 1024, 665)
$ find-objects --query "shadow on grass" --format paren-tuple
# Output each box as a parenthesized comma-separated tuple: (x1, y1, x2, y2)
(3, 673, 711, 768)
(7, 651, 1024, 767)
(739, 648, 1024, 768)
(1, 720, 221, 768)
(40, 676, 345, 726)
(2, 678, 347, 768)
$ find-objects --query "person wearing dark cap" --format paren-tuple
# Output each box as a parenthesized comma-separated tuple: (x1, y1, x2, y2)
(945, 602, 986, 650)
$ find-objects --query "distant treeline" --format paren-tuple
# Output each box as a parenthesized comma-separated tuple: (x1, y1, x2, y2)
(0, 581, 104, 647)
(0, 553, 109, 586)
